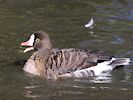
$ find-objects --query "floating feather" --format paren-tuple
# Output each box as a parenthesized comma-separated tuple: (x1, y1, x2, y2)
(85, 18, 94, 28)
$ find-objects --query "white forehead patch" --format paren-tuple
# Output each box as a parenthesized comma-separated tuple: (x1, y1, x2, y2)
(28, 34, 35, 46)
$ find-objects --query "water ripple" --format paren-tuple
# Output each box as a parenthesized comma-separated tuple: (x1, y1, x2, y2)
(111, 35, 125, 45)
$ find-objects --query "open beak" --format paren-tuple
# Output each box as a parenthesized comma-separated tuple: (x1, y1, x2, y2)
(21, 34, 35, 53)
(21, 42, 34, 53)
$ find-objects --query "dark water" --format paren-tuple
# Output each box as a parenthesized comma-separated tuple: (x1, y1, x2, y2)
(0, 0, 133, 100)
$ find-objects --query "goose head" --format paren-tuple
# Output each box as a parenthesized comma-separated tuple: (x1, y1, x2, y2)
(21, 31, 52, 53)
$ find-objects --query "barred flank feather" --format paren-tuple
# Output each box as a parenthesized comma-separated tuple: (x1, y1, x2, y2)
(59, 58, 130, 78)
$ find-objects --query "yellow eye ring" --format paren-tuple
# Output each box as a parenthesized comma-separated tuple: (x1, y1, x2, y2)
(36, 38, 40, 42)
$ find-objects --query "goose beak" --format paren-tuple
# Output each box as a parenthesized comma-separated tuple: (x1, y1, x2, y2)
(23, 47, 34, 53)
(21, 43, 34, 53)
(21, 41, 33, 47)
(21, 34, 35, 53)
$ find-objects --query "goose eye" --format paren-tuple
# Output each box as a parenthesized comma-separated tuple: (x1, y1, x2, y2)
(36, 38, 40, 42)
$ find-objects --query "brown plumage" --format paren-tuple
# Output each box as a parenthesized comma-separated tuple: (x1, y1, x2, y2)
(21, 31, 130, 79)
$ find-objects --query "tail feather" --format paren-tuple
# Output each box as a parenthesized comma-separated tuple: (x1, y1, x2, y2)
(109, 58, 130, 67)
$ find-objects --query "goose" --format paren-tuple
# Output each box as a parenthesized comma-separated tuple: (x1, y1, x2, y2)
(21, 31, 130, 79)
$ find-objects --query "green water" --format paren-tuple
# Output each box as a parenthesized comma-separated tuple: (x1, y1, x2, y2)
(0, 0, 133, 100)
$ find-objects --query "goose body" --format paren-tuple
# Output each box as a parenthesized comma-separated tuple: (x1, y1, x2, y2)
(21, 31, 130, 79)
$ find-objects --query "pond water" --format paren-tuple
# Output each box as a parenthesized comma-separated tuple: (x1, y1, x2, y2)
(0, 0, 133, 100)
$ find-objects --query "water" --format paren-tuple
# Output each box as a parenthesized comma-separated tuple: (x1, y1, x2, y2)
(0, 0, 133, 100)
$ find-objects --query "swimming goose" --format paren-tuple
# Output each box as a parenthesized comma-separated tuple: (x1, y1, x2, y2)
(21, 31, 130, 79)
